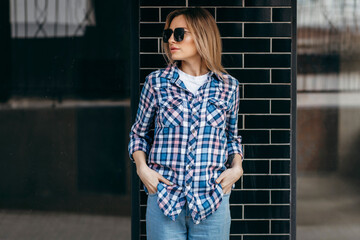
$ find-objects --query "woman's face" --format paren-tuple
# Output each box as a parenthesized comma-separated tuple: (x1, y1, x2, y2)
(168, 15, 199, 62)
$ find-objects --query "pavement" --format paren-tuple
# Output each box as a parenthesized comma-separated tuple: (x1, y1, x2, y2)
(297, 171, 360, 240)
(0, 209, 131, 240)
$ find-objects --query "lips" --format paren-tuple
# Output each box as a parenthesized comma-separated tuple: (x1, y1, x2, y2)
(171, 47, 179, 50)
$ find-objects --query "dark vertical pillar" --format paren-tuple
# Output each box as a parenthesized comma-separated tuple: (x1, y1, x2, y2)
(0, 0, 11, 102)
(131, 0, 141, 240)
(291, 1, 297, 240)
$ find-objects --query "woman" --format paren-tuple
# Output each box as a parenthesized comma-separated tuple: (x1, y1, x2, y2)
(128, 7, 244, 240)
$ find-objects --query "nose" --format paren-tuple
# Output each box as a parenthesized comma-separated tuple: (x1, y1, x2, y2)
(169, 31, 176, 43)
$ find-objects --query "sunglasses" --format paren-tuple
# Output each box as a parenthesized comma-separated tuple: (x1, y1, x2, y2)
(162, 27, 190, 43)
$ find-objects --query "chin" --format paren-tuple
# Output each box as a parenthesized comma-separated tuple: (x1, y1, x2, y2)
(172, 56, 183, 61)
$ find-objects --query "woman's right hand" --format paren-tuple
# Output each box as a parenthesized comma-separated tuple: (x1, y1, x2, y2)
(136, 164, 173, 194)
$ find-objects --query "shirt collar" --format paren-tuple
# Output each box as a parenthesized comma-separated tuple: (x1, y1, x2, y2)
(159, 61, 225, 84)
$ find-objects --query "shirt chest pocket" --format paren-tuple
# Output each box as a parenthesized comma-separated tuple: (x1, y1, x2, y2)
(159, 97, 184, 128)
(206, 98, 228, 128)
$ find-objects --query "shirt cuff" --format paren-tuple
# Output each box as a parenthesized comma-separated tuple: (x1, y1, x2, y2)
(128, 138, 151, 163)
(225, 151, 243, 168)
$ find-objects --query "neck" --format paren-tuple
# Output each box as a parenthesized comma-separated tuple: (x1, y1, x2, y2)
(178, 58, 209, 76)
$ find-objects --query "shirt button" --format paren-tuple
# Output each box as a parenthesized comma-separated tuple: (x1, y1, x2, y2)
(187, 165, 191, 170)
(189, 96, 193, 101)
(186, 183, 190, 187)
(189, 146, 193, 151)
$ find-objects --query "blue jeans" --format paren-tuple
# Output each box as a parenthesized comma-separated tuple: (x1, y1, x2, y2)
(146, 192, 231, 240)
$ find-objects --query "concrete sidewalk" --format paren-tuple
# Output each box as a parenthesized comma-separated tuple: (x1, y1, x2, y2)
(0, 209, 131, 240)
(297, 172, 360, 240)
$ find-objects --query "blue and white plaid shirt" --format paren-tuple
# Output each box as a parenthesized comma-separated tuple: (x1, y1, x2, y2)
(128, 61, 243, 224)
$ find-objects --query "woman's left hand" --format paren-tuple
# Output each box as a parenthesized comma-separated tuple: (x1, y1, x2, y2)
(215, 166, 244, 194)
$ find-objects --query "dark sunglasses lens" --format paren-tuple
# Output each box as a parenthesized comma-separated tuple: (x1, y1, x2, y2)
(174, 28, 185, 42)
(162, 28, 186, 42)
(163, 29, 172, 43)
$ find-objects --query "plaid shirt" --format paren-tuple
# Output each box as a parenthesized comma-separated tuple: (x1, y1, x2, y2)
(128, 61, 243, 224)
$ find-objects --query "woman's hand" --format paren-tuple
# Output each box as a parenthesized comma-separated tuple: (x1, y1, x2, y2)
(215, 166, 244, 194)
(136, 164, 173, 194)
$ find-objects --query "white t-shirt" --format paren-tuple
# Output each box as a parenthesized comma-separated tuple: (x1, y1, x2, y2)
(178, 68, 210, 95)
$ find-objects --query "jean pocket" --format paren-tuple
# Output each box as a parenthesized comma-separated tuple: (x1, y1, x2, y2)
(223, 192, 231, 197)
(148, 192, 157, 196)
(147, 182, 160, 196)
(216, 181, 231, 197)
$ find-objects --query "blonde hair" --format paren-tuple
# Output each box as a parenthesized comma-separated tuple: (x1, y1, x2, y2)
(161, 7, 229, 79)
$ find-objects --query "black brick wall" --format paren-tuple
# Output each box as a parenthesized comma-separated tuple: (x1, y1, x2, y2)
(134, 0, 296, 239)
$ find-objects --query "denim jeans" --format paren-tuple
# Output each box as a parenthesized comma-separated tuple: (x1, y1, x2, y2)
(146, 192, 231, 240)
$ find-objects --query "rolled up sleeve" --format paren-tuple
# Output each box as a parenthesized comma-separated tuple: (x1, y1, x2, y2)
(225, 83, 243, 168)
(128, 74, 156, 163)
